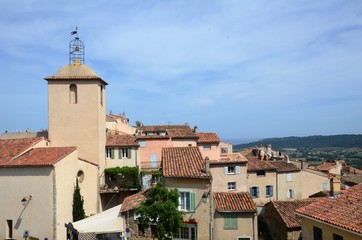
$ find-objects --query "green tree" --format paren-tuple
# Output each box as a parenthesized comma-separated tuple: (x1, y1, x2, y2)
(135, 183, 184, 239)
(72, 179, 86, 222)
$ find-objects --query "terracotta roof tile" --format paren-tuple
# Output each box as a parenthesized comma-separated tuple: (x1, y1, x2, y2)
(167, 128, 197, 139)
(297, 183, 362, 234)
(120, 190, 148, 212)
(140, 125, 191, 132)
(137, 125, 197, 139)
(106, 135, 139, 147)
(162, 147, 210, 178)
(247, 158, 277, 172)
(269, 199, 320, 229)
(197, 132, 220, 143)
(1, 147, 76, 167)
(0, 137, 45, 164)
(211, 153, 248, 164)
(269, 161, 301, 173)
(213, 192, 256, 212)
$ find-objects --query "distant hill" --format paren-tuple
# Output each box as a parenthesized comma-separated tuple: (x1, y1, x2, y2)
(233, 134, 362, 151)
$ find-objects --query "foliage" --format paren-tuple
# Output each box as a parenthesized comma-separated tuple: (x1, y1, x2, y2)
(72, 179, 86, 222)
(105, 166, 141, 190)
(135, 182, 184, 239)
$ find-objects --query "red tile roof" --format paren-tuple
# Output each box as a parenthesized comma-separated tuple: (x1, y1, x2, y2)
(269, 199, 320, 229)
(140, 125, 191, 132)
(120, 190, 148, 212)
(196, 132, 220, 143)
(1, 147, 77, 167)
(106, 135, 139, 147)
(137, 125, 197, 139)
(211, 153, 248, 164)
(269, 161, 300, 173)
(162, 147, 210, 178)
(297, 183, 362, 234)
(247, 158, 277, 172)
(0, 137, 45, 164)
(213, 192, 256, 212)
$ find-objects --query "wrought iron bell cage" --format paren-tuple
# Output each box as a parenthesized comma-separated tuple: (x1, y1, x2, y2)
(69, 37, 85, 64)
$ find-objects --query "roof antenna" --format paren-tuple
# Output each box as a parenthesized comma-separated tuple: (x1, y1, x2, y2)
(69, 27, 84, 64)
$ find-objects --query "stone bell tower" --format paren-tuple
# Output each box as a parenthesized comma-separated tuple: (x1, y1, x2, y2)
(44, 30, 107, 173)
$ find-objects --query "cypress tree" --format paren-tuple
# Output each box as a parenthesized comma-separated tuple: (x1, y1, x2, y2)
(72, 178, 86, 222)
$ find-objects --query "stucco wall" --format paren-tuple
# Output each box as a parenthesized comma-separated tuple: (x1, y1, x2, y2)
(301, 170, 330, 198)
(164, 177, 212, 240)
(198, 143, 220, 161)
(105, 147, 139, 168)
(0, 167, 54, 240)
(276, 171, 302, 200)
(247, 171, 277, 206)
(139, 139, 171, 170)
(213, 211, 257, 240)
(210, 163, 248, 192)
(300, 216, 362, 240)
(48, 81, 106, 173)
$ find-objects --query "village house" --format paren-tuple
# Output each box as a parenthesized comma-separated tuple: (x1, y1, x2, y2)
(213, 192, 258, 240)
(264, 198, 320, 240)
(196, 132, 221, 161)
(296, 182, 362, 240)
(162, 146, 212, 240)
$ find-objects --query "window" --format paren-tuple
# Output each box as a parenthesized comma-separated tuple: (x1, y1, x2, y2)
(224, 212, 237, 230)
(266, 185, 273, 197)
(69, 84, 78, 104)
(203, 144, 211, 150)
(237, 238, 251, 240)
(77, 170, 85, 183)
(221, 147, 228, 154)
(224, 166, 240, 175)
(119, 148, 131, 159)
(174, 225, 196, 240)
(313, 226, 322, 240)
(256, 170, 266, 176)
(139, 141, 146, 147)
(6, 220, 13, 239)
(151, 154, 158, 168)
(322, 182, 328, 190)
(106, 148, 114, 159)
(287, 189, 295, 198)
(287, 173, 292, 182)
(228, 182, 236, 191)
(250, 187, 259, 198)
(179, 192, 195, 212)
(333, 233, 343, 240)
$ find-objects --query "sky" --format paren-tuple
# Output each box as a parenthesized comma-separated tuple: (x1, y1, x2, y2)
(0, 0, 362, 141)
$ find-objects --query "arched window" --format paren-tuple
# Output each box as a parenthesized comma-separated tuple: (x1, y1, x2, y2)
(69, 84, 78, 104)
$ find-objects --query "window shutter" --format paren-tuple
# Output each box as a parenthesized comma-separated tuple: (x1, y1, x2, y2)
(224, 167, 228, 175)
(224, 214, 230, 229)
(235, 166, 240, 174)
(230, 213, 237, 229)
(127, 148, 132, 159)
(256, 187, 259, 198)
(118, 148, 122, 159)
(250, 187, 253, 195)
(111, 148, 114, 159)
(190, 192, 196, 212)
(271, 186, 273, 196)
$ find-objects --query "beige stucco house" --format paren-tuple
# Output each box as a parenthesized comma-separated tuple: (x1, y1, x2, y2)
(105, 135, 140, 169)
(0, 138, 98, 240)
(213, 192, 258, 240)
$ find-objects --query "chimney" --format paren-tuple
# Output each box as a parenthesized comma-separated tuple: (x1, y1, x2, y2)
(300, 160, 308, 170)
(330, 176, 341, 197)
(193, 125, 198, 133)
(205, 157, 210, 174)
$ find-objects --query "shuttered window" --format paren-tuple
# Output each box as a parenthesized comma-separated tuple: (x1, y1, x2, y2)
(224, 212, 238, 229)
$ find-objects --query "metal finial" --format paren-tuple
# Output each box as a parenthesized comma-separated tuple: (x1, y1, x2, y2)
(69, 27, 84, 64)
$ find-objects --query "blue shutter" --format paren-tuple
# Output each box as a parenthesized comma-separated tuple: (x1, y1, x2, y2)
(256, 187, 259, 198)
(235, 166, 240, 174)
(271, 186, 273, 196)
(224, 167, 228, 175)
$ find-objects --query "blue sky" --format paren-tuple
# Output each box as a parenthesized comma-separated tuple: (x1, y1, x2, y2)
(0, 1, 362, 140)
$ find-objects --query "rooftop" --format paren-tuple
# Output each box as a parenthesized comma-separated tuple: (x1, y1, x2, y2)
(0, 147, 77, 167)
(0, 137, 46, 163)
(297, 183, 362, 234)
(162, 147, 210, 178)
(196, 132, 220, 143)
(268, 199, 320, 229)
(213, 192, 256, 212)
(247, 158, 277, 172)
(269, 161, 301, 173)
(120, 190, 148, 213)
(106, 135, 139, 147)
(211, 153, 248, 164)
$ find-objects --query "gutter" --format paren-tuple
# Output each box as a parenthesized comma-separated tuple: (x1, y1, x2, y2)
(52, 167, 57, 240)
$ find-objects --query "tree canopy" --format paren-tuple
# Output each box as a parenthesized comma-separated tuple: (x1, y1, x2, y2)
(135, 183, 184, 239)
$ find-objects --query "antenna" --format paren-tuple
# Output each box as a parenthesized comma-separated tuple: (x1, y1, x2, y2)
(69, 27, 85, 64)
